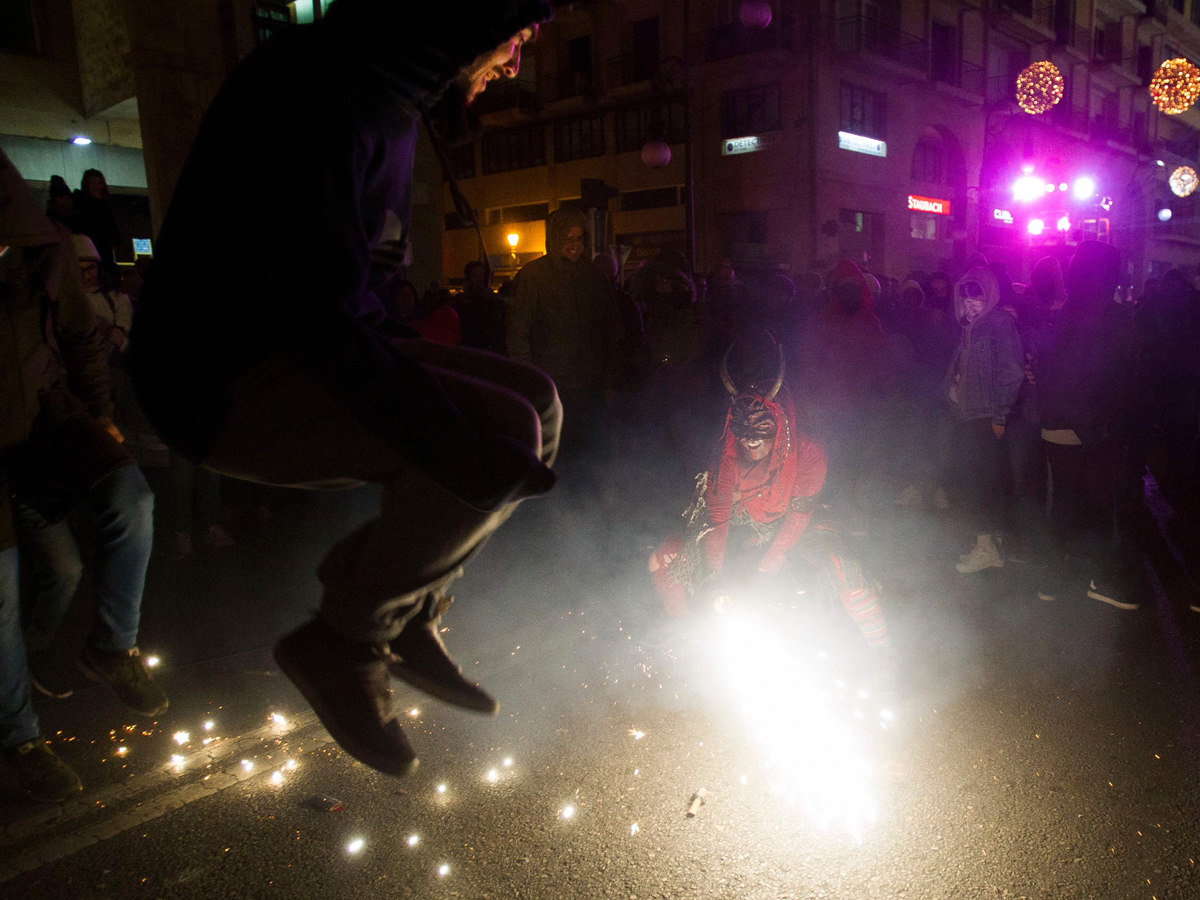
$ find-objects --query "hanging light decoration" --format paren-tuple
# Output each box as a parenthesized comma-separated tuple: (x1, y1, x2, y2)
(738, 0, 773, 29)
(1169, 165, 1198, 198)
(1015, 62, 1064, 115)
(641, 140, 671, 168)
(1149, 58, 1200, 116)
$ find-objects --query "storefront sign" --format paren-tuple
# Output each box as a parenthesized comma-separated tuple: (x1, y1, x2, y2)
(907, 194, 950, 215)
(721, 133, 781, 156)
(992, 208, 1014, 224)
(837, 131, 887, 158)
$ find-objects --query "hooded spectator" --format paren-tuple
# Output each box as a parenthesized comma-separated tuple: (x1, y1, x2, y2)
(45, 175, 74, 229)
(72, 169, 121, 281)
(946, 266, 1024, 574)
(1035, 241, 1139, 608)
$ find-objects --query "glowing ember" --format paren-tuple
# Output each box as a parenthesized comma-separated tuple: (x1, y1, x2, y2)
(271, 713, 287, 726)
(145, 655, 160, 668)
(406, 834, 419, 847)
(437, 864, 450, 877)
(346, 838, 364, 854)
(629, 729, 645, 740)
(172, 731, 189, 745)
(560, 804, 575, 820)
(116, 746, 128, 756)
(270, 770, 283, 786)
(715, 610, 876, 841)
(408, 708, 420, 717)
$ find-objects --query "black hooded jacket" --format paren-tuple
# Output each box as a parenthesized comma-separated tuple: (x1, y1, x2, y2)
(130, 1, 553, 505)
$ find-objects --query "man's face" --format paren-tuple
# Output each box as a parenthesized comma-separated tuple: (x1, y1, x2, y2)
(78, 259, 100, 291)
(560, 226, 585, 263)
(730, 398, 778, 463)
(461, 27, 536, 104)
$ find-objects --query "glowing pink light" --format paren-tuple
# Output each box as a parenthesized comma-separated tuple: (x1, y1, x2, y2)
(1027, 218, 1045, 236)
(1013, 175, 1046, 203)
(1072, 176, 1096, 200)
(1056, 215, 1071, 232)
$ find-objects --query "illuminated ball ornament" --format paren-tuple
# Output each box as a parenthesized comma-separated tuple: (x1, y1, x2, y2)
(1015, 62, 1064, 115)
(738, 0, 772, 29)
(1149, 58, 1200, 116)
(1169, 165, 1198, 199)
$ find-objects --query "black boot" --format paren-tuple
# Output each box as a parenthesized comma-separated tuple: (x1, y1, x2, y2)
(275, 618, 417, 777)
(388, 594, 497, 714)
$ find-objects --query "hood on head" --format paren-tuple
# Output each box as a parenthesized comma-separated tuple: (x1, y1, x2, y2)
(899, 279, 925, 306)
(72, 233, 101, 263)
(545, 206, 589, 261)
(0, 149, 60, 248)
(323, 0, 554, 114)
(827, 259, 874, 317)
(953, 266, 1000, 322)
(1029, 256, 1066, 308)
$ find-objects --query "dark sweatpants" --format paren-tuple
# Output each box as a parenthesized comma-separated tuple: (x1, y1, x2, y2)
(201, 340, 562, 644)
(1044, 439, 1129, 584)
(952, 418, 1006, 535)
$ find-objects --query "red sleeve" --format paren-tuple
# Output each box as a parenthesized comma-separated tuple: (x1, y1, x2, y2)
(758, 440, 826, 573)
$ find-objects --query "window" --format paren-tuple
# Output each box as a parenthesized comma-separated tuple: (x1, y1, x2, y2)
(555, 116, 607, 162)
(0, 0, 39, 55)
(930, 22, 957, 85)
(619, 187, 681, 212)
(481, 127, 547, 175)
(615, 101, 686, 153)
(911, 137, 943, 183)
(448, 143, 476, 180)
(840, 83, 887, 139)
(721, 85, 782, 138)
(909, 214, 945, 240)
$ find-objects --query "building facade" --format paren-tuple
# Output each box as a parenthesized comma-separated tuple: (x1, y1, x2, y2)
(444, 0, 1200, 289)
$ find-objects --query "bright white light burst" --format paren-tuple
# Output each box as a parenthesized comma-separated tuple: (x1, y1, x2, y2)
(486, 768, 499, 783)
(407, 834, 419, 847)
(170, 754, 184, 766)
(271, 713, 287, 726)
(630, 822, 640, 835)
(203, 721, 214, 731)
(715, 610, 876, 841)
(145, 655, 160, 668)
(241, 759, 254, 772)
(437, 863, 450, 877)
(173, 731, 189, 745)
(346, 838, 364, 854)
(503, 757, 513, 767)
(270, 770, 283, 786)
(560, 804, 575, 820)
(285, 759, 298, 770)
(436, 783, 447, 794)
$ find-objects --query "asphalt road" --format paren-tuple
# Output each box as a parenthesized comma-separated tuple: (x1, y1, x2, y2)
(2, 472, 1199, 900)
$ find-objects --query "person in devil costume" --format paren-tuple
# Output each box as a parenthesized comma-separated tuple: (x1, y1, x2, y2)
(648, 331, 893, 656)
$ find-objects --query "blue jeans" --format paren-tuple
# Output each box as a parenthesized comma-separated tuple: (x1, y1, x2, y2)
(0, 546, 39, 749)
(18, 466, 154, 654)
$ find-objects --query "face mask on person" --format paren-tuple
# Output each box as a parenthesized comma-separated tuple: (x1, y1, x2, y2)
(958, 280, 986, 325)
(729, 397, 778, 463)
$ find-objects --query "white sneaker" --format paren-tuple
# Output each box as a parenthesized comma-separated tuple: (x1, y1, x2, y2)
(955, 534, 1004, 573)
(895, 485, 923, 508)
(932, 487, 950, 510)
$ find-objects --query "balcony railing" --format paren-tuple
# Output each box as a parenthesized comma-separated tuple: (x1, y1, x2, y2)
(835, 16, 930, 74)
(471, 80, 540, 115)
(547, 70, 595, 102)
(1056, 23, 1091, 58)
(995, 0, 1055, 29)
(933, 58, 984, 95)
(688, 21, 789, 63)
(606, 53, 659, 89)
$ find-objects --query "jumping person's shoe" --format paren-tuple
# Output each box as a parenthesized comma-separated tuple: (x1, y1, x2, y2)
(1086, 578, 1139, 610)
(27, 649, 74, 699)
(955, 533, 1004, 574)
(2, 740, 83, 803)
(78, 646, 168, 717)
(388, 594, 498, 714)
(275, 618, 418, 778)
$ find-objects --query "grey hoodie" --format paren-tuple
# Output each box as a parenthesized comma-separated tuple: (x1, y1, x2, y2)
(945, 267, 1024, 425)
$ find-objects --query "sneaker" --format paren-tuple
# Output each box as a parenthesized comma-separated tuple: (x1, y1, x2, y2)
(932, 487, 950, 510)
(275, 618, 417, 778)
(955, 534, 1004, 574)
(894, 485, 923, 509)
(388, 594, 497, 715)
(77, 646, 169, 717)
(27, 649, 74, 699)
(2, 740, 83, 803)
(1086, 579, 1139, 610)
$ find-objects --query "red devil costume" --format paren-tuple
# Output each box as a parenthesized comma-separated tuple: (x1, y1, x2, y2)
(649, 334, 890, 649)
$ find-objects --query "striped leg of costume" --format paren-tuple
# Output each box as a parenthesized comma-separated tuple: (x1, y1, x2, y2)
(796, 526, 892, 649)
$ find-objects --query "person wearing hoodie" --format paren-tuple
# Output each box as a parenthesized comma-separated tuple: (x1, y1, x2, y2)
(1035, 241, 1138, 609)
(507, 206, 622, 445)
(946, 266, 1024, 573)
(1, 150, 165, 802)
(129, 2, 559, 779)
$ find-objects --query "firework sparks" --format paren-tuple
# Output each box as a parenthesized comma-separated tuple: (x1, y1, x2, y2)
(346, 838, 364, 854)
(241, 759, 254, 772)
(145, 655, 160, 668)
(270, 770, 284, 786)
(270, 713, 287, 726)
(436, 783, 447, 794)
(437, 863, 450, 877)
(170, 754, 184, 767)
(285, 759, 298, 771)
(503, 757, 513, 767)
(486, 768, 499, 783)
(406, 834, 419, 847)
(203, 721, 214, 731)
(629, 729, 646, 740)
(116, 746, 128, 757)
(714, 610, 876, 841)
(172, 731, 189, 745)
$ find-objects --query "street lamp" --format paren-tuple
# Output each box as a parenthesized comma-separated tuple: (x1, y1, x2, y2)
(506, 233, 519, 249)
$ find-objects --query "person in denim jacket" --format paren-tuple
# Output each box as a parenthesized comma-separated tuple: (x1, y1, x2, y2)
(944, 266, 1024, 573)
